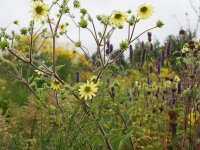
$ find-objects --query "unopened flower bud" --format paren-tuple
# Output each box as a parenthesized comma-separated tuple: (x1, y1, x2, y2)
(78, 18, 87, 28)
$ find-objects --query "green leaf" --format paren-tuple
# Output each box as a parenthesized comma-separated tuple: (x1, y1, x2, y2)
(112, 129, 135, 150)
(112, 135, 126, 150)
(0, 41, 8, 50)
(56, 64, 65, 72)
(28, 76, 34, 83)
(93, 133, 104, 145)
(110, 128, 123, 135)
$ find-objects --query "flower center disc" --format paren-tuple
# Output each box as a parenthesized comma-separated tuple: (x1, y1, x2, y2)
(141, 7, 147, 13)
(85, 86, 91, 92)
(36, 6, 43, 14)
(115, 14, 122, 19)
(54, 81, 60, 85)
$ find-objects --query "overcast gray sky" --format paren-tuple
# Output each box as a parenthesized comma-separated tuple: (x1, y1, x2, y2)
(0, 0, 199, 54)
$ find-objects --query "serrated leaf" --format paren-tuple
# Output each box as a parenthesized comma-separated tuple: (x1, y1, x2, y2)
(56, 64, 65, 72)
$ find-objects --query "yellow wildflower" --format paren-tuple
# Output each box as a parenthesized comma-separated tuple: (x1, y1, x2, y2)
(51, 79, 62, 90)
(109, 11, 127, 25)
(79, 80, 98, 100)
(137, 3, 153, 19)
(174, 75, 180, 82)
(59, 24, 67, 33)
(32, 2, 49, 21)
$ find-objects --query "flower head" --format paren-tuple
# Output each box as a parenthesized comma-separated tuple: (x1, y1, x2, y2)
(119, 40, 129, 49)
(156, 20, 164, 28)
(13, 20, 19, 25)
(137, 3, 153, 19)
(32, 2, 49, 21)
(174, 75, 180, 82)
(59, 23, 67, 33)
(78, 18, 88, 28)
(181, 48, 190, 53)
(109, 11, 127, 26)
(73, 0, 80, 9)
(79, 80, 98, 100)
(97, 14, 110, 25)
(51, 79, 62, 90)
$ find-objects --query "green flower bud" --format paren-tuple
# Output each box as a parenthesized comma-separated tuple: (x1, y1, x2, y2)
(59, 32, 64, 35)
(73, 0, 80, 8)
(97, 14, 109, 25)
(120, 40, 128, 49)
(118, 24, 124, 29)
(75, 41, 81, 47)
(96, 15, 102, 21)
(127, 10, 132, 14)
(156, 20, 164, 28)
(78, 18, 88, 28)
(80, 8, 87, 15)
(88, 15, 93, 22)
(64, 6, 70, 13)
(13, 20, 19, 25)
(20, 28, 28, 35)
(129, 15, 136, 26)
(98, 32, 102, 37)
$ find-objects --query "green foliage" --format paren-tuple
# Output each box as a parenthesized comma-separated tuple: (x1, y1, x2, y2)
(0, 0, 199, 149)
(0, 41, 8, 50)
